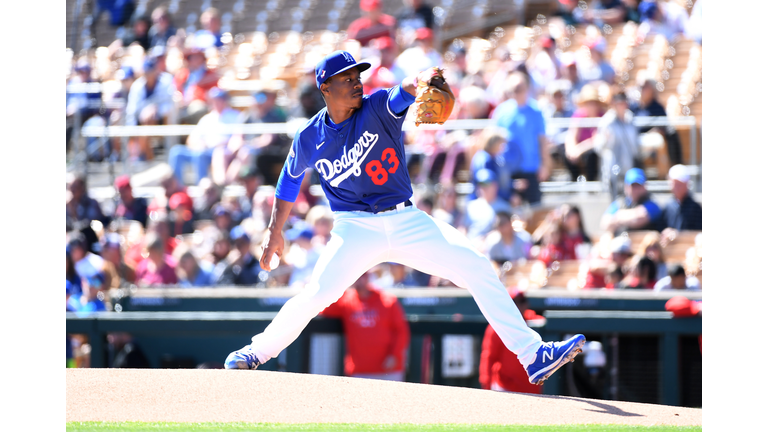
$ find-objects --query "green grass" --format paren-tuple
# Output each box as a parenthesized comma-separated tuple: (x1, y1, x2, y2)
(65, 423, 702, 432)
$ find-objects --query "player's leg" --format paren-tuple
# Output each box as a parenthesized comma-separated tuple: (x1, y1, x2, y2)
(385, 206, 542, 366)
(233, 212, 390, 367)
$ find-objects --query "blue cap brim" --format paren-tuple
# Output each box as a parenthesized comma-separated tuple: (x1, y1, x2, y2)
(319, 62, 372, 87)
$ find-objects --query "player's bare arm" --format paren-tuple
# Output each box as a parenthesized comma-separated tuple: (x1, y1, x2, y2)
(259, 197, 294, 271)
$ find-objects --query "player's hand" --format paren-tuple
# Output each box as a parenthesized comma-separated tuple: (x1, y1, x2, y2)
(259, 229, 285, 271)
(382, 355, 397, 371)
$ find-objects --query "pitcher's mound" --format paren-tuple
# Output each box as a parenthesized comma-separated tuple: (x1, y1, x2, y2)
(66, 369, 701, 426)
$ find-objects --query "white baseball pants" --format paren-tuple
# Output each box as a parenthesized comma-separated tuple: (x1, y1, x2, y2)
(250, 205, 543, 368)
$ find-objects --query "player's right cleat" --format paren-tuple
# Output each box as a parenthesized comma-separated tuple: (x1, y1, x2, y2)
(525, 334, 586, 385)
(224, 345, 262, 370)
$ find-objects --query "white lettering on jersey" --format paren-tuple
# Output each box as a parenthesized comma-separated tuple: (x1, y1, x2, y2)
(315, 131, 379, 187)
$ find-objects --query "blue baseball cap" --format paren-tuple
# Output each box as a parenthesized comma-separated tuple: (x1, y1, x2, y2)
(315, 50, 371, 89)
(624, 168, 647, 185)
(208, 87, 229, 100)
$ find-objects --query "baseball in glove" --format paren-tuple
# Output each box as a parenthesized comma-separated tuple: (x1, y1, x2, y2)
(413, 67, 455, 126)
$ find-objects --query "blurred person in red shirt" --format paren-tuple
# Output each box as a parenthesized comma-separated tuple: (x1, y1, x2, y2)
(113, 175, 148, 228)
(479, 290, 544, 394)
(560, 204, 592, 260)
(564, 83, 608, 182)
(347, 0, 397, 47)
(321, 271, 410, 381)
(583, 235, 633, 288)
(124, 213, 179, 268)
(174, 47, 220, 125)
(168, 191, 195, 236)
(135, 232, 178, 287)
(362, 36, 404, 95)
(616, 255, 656, 289)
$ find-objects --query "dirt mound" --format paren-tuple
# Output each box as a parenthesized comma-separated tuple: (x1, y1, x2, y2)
(66, 369, 701, 426)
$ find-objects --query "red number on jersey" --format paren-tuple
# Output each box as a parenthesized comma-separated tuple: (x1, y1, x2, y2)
(365, 148, 400, 185)
(382, 148, 400, 173)
(365, 160, 388, 185)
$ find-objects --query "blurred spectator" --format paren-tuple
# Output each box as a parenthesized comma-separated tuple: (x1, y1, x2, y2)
(168, 87, 240, 185)
(577, 37, 615, 85)
(284, 224, 322, 287)
(600, 168, 664, 235)
(101, 232, 136, 288)
(291, 174, 318, 219)
(213, 204, 237, 232)
(583, 0, 628, 27)
(457, 86, 491, 120)
(149, 168, 188, 215)
(109, 14, 152, 53)
(486, 212, 532, 266)
(193, 177, 222, 221)
(617, 255, 656, 289)
(305, 205, 335, 248)
(289, 82, 326, 119)
(69, 232, 109, 283)
(321, 271, 410, 381)
(148, 5, 177, 48)
(559, 53, 585, 111)
(479, 290, 543, 394)
(637, 0, 688, 42)
(124, 213, 179, 267)
(347, 0, 397, 47)
(89, 0, 136, 37)
(542, 82, 574, 153)
(560, 204, 592, 260)
(661, 164, 702, 231)
(108, 332, 151, 368)
(174, 47, 220, 125)
(208, 229, 233, 282)
(362, 36, 405, 95)
(217, 226, 263, 286)
(176, 249, 216, 287)
(71, 273, 110, 312)
(528, 36, 561, 95)
(125, 56, 174, 161)
(631, 77, 683, 168)
(492, 72, 551, 205)
(432, 183, 463, 228)
(395, 0, 435, 31)
(553, 0, 585, 26)
(392, 27, 442, 83)
(66, 59, 102, 153)
(168, 191, 195, 236)
(469, 127, 512, 201)
(232, 87, 289, 186)
(536, 220, 567, 266)
(594, 91, 640, 198)
(135, 232, 178, 287)
(583, 235, 633, 288)
(113, 175, 148, 228)
(233, 164, 264, 223)
(564, 83, 607, 182)
(622, 0, 642, 23)
(636, 231, 666, 278)
(654, 263, 701, 292)
(463, 169, 513, 241)
(194, 7, 225, 49)
(66, 249, 83, 296)
(66, 173, 107, 250)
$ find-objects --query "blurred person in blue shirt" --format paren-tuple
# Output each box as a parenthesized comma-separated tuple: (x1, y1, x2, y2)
(194, 8, 224, 49)
(176, 250, 216, 287)
(491, 72, 552, 206)
(600, 168, 664, 235)
(469, 127, 511, 201)
(148, 5, 177, 48)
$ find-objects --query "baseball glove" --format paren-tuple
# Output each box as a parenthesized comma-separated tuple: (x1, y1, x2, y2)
(414, 67, 455, 126)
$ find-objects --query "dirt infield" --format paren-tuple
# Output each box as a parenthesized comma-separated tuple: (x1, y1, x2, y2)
(66, 369, 701, 426)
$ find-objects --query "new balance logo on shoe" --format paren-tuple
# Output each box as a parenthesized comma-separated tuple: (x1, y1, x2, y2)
(543, 349, 554, 362)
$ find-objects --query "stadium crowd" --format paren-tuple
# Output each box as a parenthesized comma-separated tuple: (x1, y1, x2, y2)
(66, 0, 703, 314)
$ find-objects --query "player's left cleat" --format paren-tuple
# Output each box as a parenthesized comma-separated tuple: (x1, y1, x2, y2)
(525, 334, 586, 385)
(224, 345, 262, 370)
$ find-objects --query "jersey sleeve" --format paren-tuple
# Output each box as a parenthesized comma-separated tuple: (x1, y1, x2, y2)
(274, 133, 310, 203)
(369, 87, 411, 133)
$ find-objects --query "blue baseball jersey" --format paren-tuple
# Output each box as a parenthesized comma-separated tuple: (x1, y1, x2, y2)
(276, 86, 414, 213)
